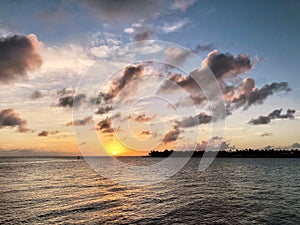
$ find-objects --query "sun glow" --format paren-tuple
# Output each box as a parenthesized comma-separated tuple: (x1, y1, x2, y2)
(106, 139, 127, 156)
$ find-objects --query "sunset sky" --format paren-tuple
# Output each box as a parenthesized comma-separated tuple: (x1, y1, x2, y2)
(0, 0, 299, 156)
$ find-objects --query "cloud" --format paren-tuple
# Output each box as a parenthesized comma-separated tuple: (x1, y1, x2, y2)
(202, 50, 255, 80)
(163, 44, 214, 67)
(95, 106, 113, 115)
(38, 130, 49, 137)
(162, 124, 180, 143)
(232, 82, 291, 109)
(37, 130, 59, 137)
(249, 116, 270, 125)
(98, 64, 144, 103)
(110, 64, 144, 96)
(249, 108, 296, 125)
(81, 0, 163, 23)
(57, 93, 87, 108)
(140, 130, 151, 136)
(179, 112, 212, 128)
(0, 34, 42, 84)
(66, 116, 93, 126)
(162, 19, 189, 33)
(194, 43, 214, 52)
(0, 108, 29, 132)
(29, 90, 43, 100)
(171, 0, 196, 11)
(158, 73, 199, 94)
(160, 50, 256, 97)
(124, 27, 135, 34)
(130, 114, 156, 122)
(97, 118, 114, 134)
(159, 50, 290, 121)
(41, 43, 93, 75)
(260, 132, 273, 137)
(133, 28, 155, 41)
(164, 47, 193, 66)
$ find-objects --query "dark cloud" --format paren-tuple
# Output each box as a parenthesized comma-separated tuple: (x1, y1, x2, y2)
(162, 124, 180, 143)
(110, 64, 144, 97)
(268, 108, 294, 119)
(95, 106, 113, 115)
(159, 51, 256, 106)
(57, 93, 87, 108)
(140, 130, 151, 136)
(245, 82, 290, 108)
(29, 90, 42, 100)
(98, 64, 144, 103)
(0, 108, 29, 132)
(0, 34, 42, 84)
(81, 0, 163, 23)
(249, 108, 296, 125)
(66, 116, 93, 126)
(38, 130, 59, 137)
(97, 118, 114, 134)
(179, 112, 212, 128)
(130, 114, 156, 122)
(194, 43, 214, 52)
(160, 50, 290, 123)
(38, 130, 49, 137)
(94, 92, 113, 105)
(203, 50, 255, 80)
(249, 116, 271, 125)
(133, 29, 155, 41)
(261, 132, 273, 137)
(229, 81, 291, 111)
(159, 73, 201, 94)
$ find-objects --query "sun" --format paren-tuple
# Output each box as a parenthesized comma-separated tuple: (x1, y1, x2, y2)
(106, 139, 127, 156)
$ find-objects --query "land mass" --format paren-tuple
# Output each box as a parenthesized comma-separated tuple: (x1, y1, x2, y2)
(148, 149, 300, 158)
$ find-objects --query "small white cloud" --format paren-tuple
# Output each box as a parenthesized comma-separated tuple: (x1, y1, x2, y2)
(162, 19, 189, 33)
(124, 27, 135, 34)
(132, 22, 143, 28)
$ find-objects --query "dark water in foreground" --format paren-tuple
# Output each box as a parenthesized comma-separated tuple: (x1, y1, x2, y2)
(0, 157, 299, 224)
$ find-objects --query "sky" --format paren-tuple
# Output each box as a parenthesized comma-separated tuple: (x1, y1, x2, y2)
(0, 0, 299, 156)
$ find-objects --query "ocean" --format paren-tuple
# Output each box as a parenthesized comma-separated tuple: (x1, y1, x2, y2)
(1, 157, 299, 224)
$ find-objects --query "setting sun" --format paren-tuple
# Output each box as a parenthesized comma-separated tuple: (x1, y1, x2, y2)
(106, 139, 127, 156)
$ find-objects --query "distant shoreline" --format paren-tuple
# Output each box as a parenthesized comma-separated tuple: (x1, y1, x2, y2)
(147, 149, 300, 158)
(0, 149, 299, 158)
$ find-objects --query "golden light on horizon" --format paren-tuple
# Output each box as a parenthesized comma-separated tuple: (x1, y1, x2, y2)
(106, 139, 127, 156)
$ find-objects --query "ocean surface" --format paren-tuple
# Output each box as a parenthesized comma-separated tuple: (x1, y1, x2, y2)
(1, 157, 299, 224)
